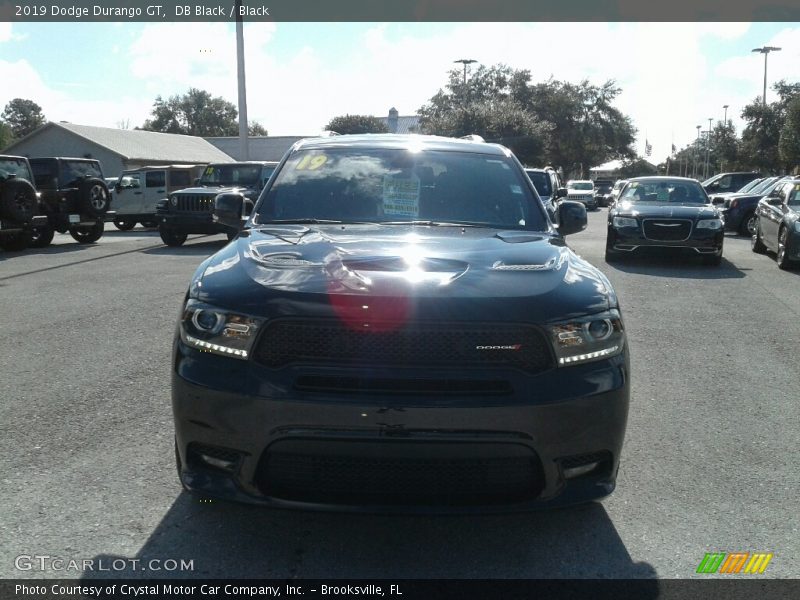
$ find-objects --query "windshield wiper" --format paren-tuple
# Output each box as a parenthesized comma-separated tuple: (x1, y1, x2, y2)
(381, 220, 483, 227)
(261, 219, 348, 224)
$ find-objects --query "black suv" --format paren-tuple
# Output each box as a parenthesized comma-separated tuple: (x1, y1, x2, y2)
(156, 161, 278, 247)
(0, 155, 48, 251)
(593, 179, 614, 207)
(28, 157, 114, 245)
(172, 134, 630, 511)
(702, 171, 761, 195)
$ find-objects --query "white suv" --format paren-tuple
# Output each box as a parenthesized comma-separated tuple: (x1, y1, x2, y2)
(566, 180, 597, 210)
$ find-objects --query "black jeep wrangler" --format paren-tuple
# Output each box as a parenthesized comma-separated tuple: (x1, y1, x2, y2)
(0, 154, 48, 252)
(28, 157, 115, 245)
(156, 161, 277, 247)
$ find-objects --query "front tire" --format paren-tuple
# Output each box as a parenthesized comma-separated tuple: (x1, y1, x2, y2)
(113, 218, 136, 231)
(739, 211, 756, 237)
(159, 226, 188, 247)
(69, 219, 104, 244)
(30, 224, 55, 248)
(751, 219, 767, 254)
(776, 226, 796, 270)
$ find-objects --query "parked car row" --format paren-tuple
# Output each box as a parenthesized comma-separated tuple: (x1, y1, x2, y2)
(0, 154, 115, 251)
(752, 178, 800, 270)
(0, 154, 279, 253)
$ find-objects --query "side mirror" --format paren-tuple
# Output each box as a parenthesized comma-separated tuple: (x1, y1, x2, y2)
(214, 193, 244, 229)
(712, 197, 725, 206)
(556, 187, 568, 198)
(767, 196, 783, 206)
(557, 200, 588, 236)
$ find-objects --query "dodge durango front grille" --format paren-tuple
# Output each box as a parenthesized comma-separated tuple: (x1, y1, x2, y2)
(257, 440, 545, 506)
(252, 319, 553, 373)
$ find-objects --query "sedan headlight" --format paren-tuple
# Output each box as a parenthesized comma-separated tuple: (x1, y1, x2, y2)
(612, 216, 638, 228)
(180, 299, 263, 360)
(696, 219, 723, 230)
(547, 310, 625, 367)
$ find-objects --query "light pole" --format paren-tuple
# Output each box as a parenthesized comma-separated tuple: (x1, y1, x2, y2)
(235, 0, 249, 160)
(454, 58, 477, 86)
(723, 104, 729, 123)
(704, 117, 712, 179)
(752, 46, 781, 105)
(694, 125, 701, 179)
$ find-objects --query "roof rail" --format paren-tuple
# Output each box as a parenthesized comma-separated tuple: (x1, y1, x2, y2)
(319, 130, 341, 137)
(459, 134, 485, 142)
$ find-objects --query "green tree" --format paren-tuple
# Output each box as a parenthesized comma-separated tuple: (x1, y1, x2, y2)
(141, 88, 240, 137)
(778, 96, 800, 171)
(418, 65, 550, 166)
(1, 98, 46, 138)
(248, 122, 268, 136)
(740, 99, 784, 173)
(324, 114, 389, 134)
(0, 121, 13, 150)
(618, 158, 658, 179)
(418, 64, 636, 176)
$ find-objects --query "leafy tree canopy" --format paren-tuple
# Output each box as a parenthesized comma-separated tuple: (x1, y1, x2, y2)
(140, 88, 266, 138)
(325, 114, 389, 134)
(1, 98, 46, 139)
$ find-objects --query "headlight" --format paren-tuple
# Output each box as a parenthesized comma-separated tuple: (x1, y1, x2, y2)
(547, 310, 625, 367)
(180, 299, 263, 360)
(612, 216, 637, 228)
(170, 195, 178, 206)
(696, 219, 723, 230)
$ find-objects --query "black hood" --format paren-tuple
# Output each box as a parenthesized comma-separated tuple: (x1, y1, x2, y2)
(190, 224, 616, 323)
(176, 185, 256, 196)
(613, 201, 720, 220)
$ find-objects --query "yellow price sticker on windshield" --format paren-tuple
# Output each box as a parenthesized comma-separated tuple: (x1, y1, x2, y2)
(294, 154, 328, 171)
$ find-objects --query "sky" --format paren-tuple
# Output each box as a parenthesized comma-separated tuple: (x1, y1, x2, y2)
(1, 21, 799, 163)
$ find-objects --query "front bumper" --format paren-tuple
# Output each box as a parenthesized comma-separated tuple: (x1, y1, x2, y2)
(607, 223, 723, 255)
(158, 211, 230, 235)
(173, 340, 630, 513)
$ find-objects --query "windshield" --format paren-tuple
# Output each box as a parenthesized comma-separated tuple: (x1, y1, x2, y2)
(736, 178, 763, 193)
(525, 170, 552, 197)
(620, 179, 708, 204)
(256, 148, 546, 230)
(749, 177, 780, 195)
(199, 164, 263, 187)
(0, 158, 33, 183)
(567, 181, 593, 190)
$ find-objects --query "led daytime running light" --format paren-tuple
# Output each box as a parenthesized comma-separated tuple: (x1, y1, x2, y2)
(185, 334, 249, 358)
(558, 346, 620, 365)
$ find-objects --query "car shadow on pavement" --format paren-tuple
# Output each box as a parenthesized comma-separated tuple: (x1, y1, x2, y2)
(81, 492, 659, 583)
(142, 239, 230, 257)
(604, 256, 745, 279)
(101, 230, 162, 238)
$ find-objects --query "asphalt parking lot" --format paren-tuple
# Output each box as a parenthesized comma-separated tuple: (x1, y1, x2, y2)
(1, 213, 798, 580)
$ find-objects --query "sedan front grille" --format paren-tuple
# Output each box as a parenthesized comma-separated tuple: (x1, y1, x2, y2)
(252, 319, 553, 373)
(643, 219, 692, 241)
(175, 194, 216, 213)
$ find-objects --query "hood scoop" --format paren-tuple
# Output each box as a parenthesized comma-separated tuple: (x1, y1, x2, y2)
(340, 256, 469, 287)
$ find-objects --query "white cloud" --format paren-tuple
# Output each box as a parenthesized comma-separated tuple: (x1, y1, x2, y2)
(0, 23, 27, 43)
